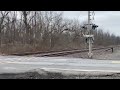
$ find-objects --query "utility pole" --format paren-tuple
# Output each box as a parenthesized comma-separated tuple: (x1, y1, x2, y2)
(82, 11, 98, 59)
(88, 11, 93, 59)
(65, 11, 98, 59)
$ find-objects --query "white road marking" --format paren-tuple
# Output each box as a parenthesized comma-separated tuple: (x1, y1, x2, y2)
(4, 67, 17, 70)
(111, 61, 120, 64)
(2, 61, 56, 65)
(41, 67, 120, 73)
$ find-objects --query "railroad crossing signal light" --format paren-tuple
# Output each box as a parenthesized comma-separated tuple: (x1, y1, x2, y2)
(81, 26, 87, 29)
(92, 24, 98, 30)
(82, 24, 98, 30)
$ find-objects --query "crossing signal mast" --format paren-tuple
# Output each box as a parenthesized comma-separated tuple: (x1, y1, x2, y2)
(82, 11, 98, 59)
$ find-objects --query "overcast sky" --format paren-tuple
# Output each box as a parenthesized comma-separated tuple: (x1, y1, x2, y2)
(63, 11, 120, 36)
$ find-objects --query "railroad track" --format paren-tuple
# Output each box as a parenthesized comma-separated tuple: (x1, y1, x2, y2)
(10, 46, 117, 57)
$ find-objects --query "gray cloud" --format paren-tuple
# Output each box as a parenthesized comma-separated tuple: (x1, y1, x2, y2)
(63, 11, 120, 36)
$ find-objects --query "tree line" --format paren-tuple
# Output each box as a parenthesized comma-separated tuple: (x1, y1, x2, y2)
(0, 11, 119, 54)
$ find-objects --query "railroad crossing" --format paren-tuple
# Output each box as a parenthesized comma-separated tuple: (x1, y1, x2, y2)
(82, 11, 98, 58)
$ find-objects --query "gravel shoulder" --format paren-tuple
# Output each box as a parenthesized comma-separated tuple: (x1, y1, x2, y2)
(0, 69, 120, 79)
(63, 46, 120, 60)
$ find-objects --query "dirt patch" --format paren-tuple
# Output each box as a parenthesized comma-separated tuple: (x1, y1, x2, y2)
(1, 71, 120, 79)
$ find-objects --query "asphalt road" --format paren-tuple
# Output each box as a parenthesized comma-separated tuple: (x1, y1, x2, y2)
(0, 55, 120, 74)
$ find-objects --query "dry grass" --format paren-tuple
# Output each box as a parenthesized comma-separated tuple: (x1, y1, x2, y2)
(0, 42, 86, 55)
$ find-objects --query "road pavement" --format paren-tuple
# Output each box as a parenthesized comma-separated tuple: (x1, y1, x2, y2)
(0, 55, 120, 74)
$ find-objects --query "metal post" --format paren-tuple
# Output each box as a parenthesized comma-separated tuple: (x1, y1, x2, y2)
(88, 11, 93, 59)
(88, 11, 90, 26)
(111, 47, 113, 53)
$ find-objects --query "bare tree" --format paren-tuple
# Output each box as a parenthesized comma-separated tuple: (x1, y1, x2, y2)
(0, 11, 9, 47)
(0, 11, 119, 54)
